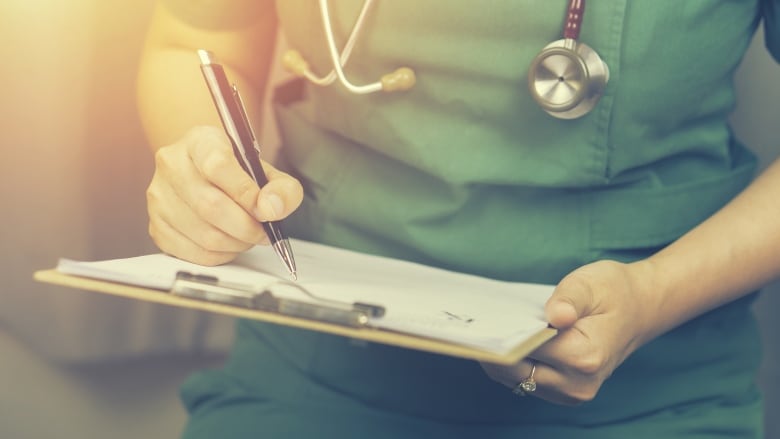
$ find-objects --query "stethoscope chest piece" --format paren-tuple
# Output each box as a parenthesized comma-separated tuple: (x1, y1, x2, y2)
(528, 38, 609, 119)
(527, 0, 609, 119)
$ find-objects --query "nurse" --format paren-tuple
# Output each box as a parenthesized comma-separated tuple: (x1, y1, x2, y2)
(137, 0, 780, 437)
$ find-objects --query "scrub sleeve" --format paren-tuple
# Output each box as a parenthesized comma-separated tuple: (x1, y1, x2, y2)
(162, 1, 780, 437)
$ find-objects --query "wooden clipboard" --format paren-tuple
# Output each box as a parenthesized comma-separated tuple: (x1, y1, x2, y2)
(34, 269, 556, 365)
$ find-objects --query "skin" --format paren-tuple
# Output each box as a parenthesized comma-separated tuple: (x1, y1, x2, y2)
(486, 158, 780, 405)
(138, 2, 780, 406)
(138, 2, 302, 266)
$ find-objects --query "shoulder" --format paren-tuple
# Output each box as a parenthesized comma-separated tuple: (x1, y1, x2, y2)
(160, 0, 276, 30)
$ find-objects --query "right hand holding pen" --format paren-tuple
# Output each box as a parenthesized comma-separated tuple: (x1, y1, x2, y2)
(146, 126, 304, 265)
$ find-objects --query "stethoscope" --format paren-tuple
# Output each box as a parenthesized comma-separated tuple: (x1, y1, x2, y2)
(282, 0, 416, 93)
(282, 0, 609, 120)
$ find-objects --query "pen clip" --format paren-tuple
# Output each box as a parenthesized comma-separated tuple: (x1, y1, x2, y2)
(172, 271, 375, 328)
(173, 271, 260, 308)
(231, 84, 261, 153)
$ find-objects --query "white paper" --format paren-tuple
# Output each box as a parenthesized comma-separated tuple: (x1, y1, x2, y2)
(57, 239, 554, 354)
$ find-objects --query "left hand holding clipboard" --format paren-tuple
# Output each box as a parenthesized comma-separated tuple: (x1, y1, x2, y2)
(481, 259, 656, 405)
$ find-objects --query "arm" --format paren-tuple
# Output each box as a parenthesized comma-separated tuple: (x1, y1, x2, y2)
(137, 1, 277, 156)
(639, 158, 780, 340)
(136, 1, 303, 265)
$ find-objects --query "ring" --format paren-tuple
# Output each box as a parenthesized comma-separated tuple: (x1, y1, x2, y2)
(512, 361, 537, 396)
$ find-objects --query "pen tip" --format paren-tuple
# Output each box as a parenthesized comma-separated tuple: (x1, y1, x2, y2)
(272, 238, 297, 282)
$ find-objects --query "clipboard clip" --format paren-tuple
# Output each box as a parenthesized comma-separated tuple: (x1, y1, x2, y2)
(173, 271, 385, 328)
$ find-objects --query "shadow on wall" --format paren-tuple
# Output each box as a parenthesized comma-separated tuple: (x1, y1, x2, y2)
(0, 0, 234, 363)
(80, 1, 157, 260)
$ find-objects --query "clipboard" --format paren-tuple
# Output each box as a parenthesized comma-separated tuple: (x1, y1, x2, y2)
(33, 241, 557, 365)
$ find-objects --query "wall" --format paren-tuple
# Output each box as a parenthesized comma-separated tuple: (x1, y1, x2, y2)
(0, 2, 233, 438)
(732, 26, 780, 439)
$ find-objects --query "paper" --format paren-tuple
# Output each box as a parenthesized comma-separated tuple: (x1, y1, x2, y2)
(57, 239, 554, 355)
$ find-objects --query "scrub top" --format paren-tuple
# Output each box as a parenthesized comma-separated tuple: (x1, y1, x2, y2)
(164, 1, 780, 437)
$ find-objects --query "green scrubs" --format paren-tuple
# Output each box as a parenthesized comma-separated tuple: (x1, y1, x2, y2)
(166, 0, 780, 437)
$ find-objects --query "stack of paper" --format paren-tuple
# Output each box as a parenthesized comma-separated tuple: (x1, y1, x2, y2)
(54, 240, 555, 357)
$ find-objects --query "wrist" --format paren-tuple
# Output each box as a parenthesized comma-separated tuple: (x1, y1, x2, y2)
(625, 257, 669, 348)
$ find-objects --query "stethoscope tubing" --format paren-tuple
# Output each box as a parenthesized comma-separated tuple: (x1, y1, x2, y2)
(317, 0, 381, 94)
(287, 0, 606, 118)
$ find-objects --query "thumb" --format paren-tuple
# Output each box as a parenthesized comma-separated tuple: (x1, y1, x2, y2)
(253, 162, 304, 222)
(545, 272, 595, 329)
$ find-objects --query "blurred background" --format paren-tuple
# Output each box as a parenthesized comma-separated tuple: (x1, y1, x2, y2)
(0, 2, 778, 438)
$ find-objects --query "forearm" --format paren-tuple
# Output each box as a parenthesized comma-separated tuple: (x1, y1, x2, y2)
(136, 2, 277, 156)
(637, 158, 780, 340)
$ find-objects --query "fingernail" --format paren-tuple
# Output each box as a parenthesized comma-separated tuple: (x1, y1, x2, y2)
(256, 193, 284, 220)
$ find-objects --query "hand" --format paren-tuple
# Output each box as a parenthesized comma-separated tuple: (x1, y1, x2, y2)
(146, 126, 304, 265)
(481, 259, 657, 405)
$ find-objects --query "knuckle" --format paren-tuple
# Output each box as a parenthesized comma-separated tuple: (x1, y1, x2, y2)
(191, 190, 224, 221)
(154, 145, 178, 172)
(146, 184, 161, 206)
(558, 271, 594, 299)
(567, 384, 600, 404)
(572, 350, 608, 376)
(199, 149, 232, 179)
(558, 267, 590, 287)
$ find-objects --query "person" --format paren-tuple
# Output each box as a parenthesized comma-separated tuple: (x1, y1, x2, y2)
(136, 0, 780, 437)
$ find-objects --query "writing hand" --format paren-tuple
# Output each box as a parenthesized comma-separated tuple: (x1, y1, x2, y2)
(146, 126, 304, 265)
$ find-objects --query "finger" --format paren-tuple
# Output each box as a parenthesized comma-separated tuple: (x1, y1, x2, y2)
(481, 359, 546, 393)
(186, 126, 263, 213)
(155, 191, 261, 253)
(155, 140, 267, 244)
(148, 175, 260, 254)
(545, 271, 597, 329)
(186, 126, 303, 223)
(482, 360, 583, 406)
(178, 176, 268, 244)
(149, 213, 241, 266)
(524, 362, 586, 406)
(254, 163, 304, 222)
(526, 326, 593, 373)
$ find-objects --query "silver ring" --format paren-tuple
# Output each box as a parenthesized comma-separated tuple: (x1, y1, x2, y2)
(512, 362, 537, 396)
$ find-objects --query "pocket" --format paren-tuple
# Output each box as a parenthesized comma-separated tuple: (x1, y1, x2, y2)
(273, 82, 364, 241)
(586, 157, 755, 251)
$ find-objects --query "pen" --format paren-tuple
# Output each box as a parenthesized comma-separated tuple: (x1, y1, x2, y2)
(197, 49, 297, 280)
